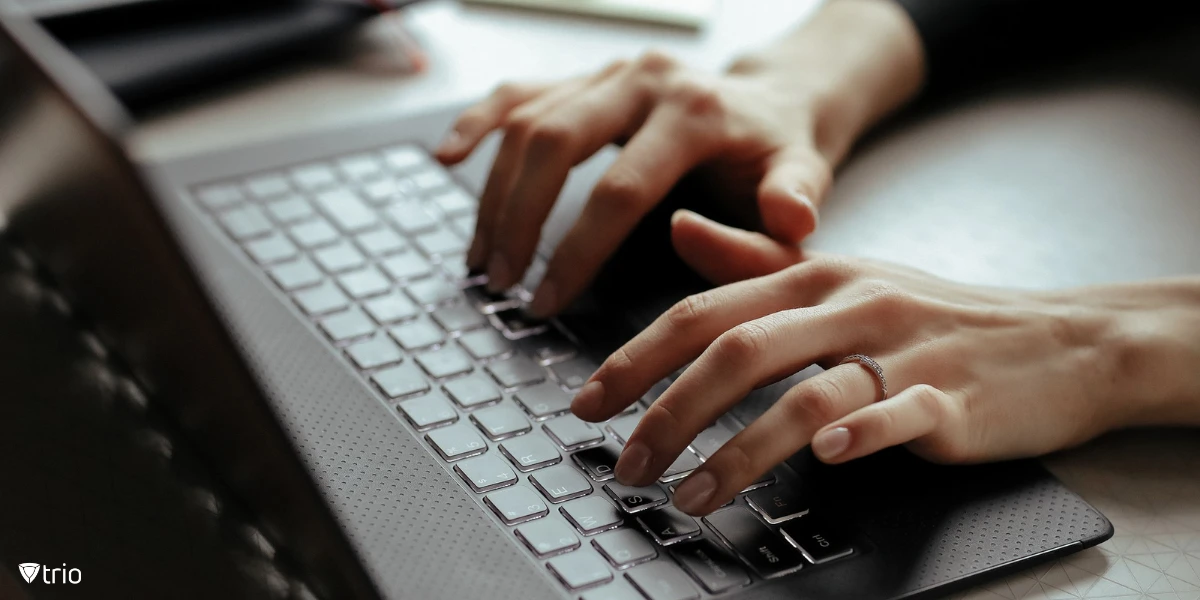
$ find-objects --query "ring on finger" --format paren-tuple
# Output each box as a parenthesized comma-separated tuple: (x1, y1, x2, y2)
(839, 353, 888, 402)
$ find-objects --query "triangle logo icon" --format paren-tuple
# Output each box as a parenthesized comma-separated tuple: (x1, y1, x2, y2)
(18, 563, 40, 584)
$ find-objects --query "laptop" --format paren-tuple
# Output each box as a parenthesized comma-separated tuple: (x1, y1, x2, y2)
(0, 3, 1114, 599)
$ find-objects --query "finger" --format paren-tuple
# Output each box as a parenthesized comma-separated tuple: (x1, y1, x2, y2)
(525, 106, 717, 317)
(485, 68, 655, 291)
(756, 146, 831, 243)
(435, 82, 549, 165)
(670, 209, 804, 285)
(467, 79, 593, 271)
(811, 384, 963, 464)
(614, 303, 874, 488)
(669, 363, 880, 514)
(570, 257, 854, 423)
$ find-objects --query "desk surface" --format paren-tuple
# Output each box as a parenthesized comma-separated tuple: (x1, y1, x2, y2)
(130, 2, 1200, 598)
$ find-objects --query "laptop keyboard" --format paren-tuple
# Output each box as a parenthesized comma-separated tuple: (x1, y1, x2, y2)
(190, 144, 855, 599)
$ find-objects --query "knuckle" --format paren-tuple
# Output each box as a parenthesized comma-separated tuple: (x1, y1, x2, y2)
(664, 293, 711, 331)
(601, 346, 637, 384)
(712, 321, 771, 365)
(910, 384, 949, 420)
(593, 170, 647, 210)
(526, 120, 574, 153)
(855, 279, 912, 314)
(502, 108, 538, 138)
(787, 377, 846, 425)
(788, 256, 859, 290)
(634, 50, 679, 75)
(669, 79, 725, 118)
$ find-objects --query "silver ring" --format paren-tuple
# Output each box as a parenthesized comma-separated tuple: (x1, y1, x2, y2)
(839, 354, 888, 401)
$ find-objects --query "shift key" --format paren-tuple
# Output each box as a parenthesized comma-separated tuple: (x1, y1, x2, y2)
(703, 506, 804, 579)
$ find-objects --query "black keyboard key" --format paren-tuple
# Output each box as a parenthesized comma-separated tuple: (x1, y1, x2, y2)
(547, 550, 613, 591)
(464, 283, 519, 313)
(560, 496, 623, 535)
(625, 562, 699, 600)
(491, 307, 548, 338)
(573, 445, 621, 481)
(703, 506, 804, 578)
(593, 528, 657, 568)
(603, 482, 667, 513)
(549, 356, 599, 390)
(671, 539, 750, 594)
(515, 330, 577, 364)
(746, 485, 810, 524)
(513, 381, 574, 420)
(486, 356, 546, 389)
(516, 519, 579, 558)
(443, 373, 502, 409)
(637, 507, 700, 546)
(484, 485, 549, 525)
(779, 520, 855, 564)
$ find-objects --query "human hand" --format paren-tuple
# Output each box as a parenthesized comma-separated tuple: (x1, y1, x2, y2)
(436, 0, 925, 317)
(570, 210, 1199, 516)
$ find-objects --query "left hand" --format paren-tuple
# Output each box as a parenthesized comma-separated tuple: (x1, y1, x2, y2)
(570, 210, 1168, 515)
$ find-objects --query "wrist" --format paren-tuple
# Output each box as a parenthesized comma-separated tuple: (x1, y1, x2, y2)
(729, 0, 926, 161)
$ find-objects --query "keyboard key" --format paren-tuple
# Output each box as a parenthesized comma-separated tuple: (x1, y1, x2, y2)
(741, 471, 776, 493)
(579, 579, 644, 600)
(405, 278, 461, 306)
(397, 391, 458, 431)
(439, 257, 472, 281)
(560, 496, 623, 536)
(516, 519, 579, 558)
(513, 381, 574, 420)
(345, 335, 403, 370)
(454, 454, 517, 493)
(746, 484, 810, 524)
(411, 168, 452, 192)
(385, 200, 438, 234)
(371, 362, 431, 398)
(414, 345, 474, 379)
(689, 420, 738, 460)
(337, 153, 384, 181)
(288, 218, 339, 248)
(314, 188, 379, 232)
(573, 445, 621, 481)
(486, 356, 546, 389)
(499, 435, 561, 472)
(219, 205, 273, 239)
(484, 486, 549, 525)
(319, 309, 375, 342)
(779, 520, 854, 564)
(430, 304, 487, 333)
(291, 163, 339, 191)
(337, 266, 391, 299)
(607, 414, 642, 445)
(428, 187, 475, 217)
(194, 182, 243, 210)
(265, 195, 315, 223)
(464, 283, 520, 314)
(267, 258, 322, 290)
(245, 173, 291, 199)
(313, 240, 366, 273)
(491, 308, 548, 338)
(530, 465, 592, 503)
(671, 539, 750, 594)
(293, 281, 350, 315)
(388, 317, 445, 351)
(593, 529, 657, 568)
(515, 330, 577, 365)
(457, 329, 515, 361)
(471, 405, 531, 440)
(547, 550, 613, 591)
(414, 227, 467, 257)
(362, 178, 405, 204)
(448, 213, 476, 239)
(604, 482, 667, 513)
(356, 227, 407, 257)
(637, 507, 700, 546)
(443, 373, 502, 409)
(703, 506, 804, 578)
(244, 233, 299, 264)
(383, 145, 425, 172)
(659, 451, 700, 483)
(380, 251, 433, 281)
(425, 423, 487, 462)
(625, 561, 699, 600)
(544, 415, 604, 450)
(640, 379, 671, 408)
(363, 292, 420, 324)
(549, 356, 599, 390)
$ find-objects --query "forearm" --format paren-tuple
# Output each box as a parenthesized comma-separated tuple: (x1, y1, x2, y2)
(729, 0, 925, 163)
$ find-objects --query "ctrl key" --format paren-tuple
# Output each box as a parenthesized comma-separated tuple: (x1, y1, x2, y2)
(779, 520, 855, 564)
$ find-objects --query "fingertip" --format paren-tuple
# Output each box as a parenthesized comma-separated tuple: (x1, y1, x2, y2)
(811, 426, 852, 463)
(570, 380, 606, 421)
(758, 185, 819, 243)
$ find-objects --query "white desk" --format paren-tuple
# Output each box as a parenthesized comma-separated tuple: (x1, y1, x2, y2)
(129, 2, 1200, 598)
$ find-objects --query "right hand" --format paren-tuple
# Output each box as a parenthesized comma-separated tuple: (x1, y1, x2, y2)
(435, 0, 925, 317)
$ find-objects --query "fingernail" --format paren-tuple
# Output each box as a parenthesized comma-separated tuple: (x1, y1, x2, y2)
(615, 442, 652, 485)
(435, 130, 463, 156)
(791, 191, 819, 227)
(529, 279, 558, 318)
(486, 253, 510, 292)
(673, 471, 717, 514)
(571, 380, 604, 417)
(811, 427, 851, 460)
(670, 209, 688, 227)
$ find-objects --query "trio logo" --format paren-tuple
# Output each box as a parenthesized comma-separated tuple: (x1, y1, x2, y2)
(17, 562, 82, 584)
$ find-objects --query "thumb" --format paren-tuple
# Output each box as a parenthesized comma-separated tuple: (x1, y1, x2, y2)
(756, 146, 830, 243)
(670, 209, 804, 285)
